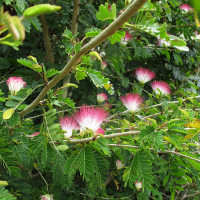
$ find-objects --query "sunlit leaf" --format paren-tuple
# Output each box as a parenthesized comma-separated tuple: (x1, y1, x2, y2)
(3, 108, 15, 120)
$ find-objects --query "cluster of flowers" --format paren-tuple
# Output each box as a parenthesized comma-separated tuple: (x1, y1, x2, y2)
(60, 105, 108, 138)
(6, 68, 170, 138)
(120, 67, 171, 113)
(5, 76, 109, 139)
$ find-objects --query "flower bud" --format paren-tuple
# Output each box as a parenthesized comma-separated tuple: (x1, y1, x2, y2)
(116, 159, 124, 170)
(40, 194, 53, 200)
(97, 93, 108, 103)
(6, 77, 26, 95)
(135, 181, 142, 191)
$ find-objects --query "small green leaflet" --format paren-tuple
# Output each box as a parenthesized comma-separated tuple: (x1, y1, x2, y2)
(109, 30, 126, 44)
(85, 28, 101, 38)
(17, 58, 42, 72)
(96, 3, 116, 21)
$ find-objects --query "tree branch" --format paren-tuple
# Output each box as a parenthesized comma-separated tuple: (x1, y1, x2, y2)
(64, 131, 140, 143)
(40, 15, 54, 63)
(19, 0, 148, 117)
(108, 144, 200, 163)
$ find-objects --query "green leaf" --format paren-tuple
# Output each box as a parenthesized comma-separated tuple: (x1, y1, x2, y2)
(139, 126, 163, 149)
(56, 145, 69, 151)
(109, 30, 125, 44)
(61, 97, 76, 109)
(65, 154, 79, 179)
(3, 108, 15, 120)
(161, 0, 172, 21)
(96, 3, 116, 21)
(124, 150, 154, 193)
(46, 68, 59, 78)
(0, 187, 17, 200)
(86, 69, 114, 95)
(85, 28, 101, 38)
(23, 4, 61, 19)
(163, 174, 170, 186)
(16, 0, 27, 12)
(170, 38, 186, 47)
(0, 181, 8, 187)
(17, 58, 42, 72)
(77, 146, 95, 180)
(90, 137, 111, 156)
(75, 67, 87, 81)
(5, 100, 18, 108)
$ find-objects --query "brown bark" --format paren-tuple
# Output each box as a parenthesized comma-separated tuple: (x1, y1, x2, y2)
(62, 0, 80, 98)
(40, 15, 54, 63)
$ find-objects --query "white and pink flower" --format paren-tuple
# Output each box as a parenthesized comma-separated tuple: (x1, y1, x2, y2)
(60, 116, 79, 138)
(180, 4, 193, 13)
(40, 194, 53, 200)
(6, 77, 26, 95)
(116, 159, 124, 170)
(97, 93, 108, 103)
(135, 67, 155, 84)
(135, 181, 143, 191)
(74, 105, 108, 132)
(94, 128, 105, 136)
(151, 81, 171, 95)
(120, 93, 143, 112)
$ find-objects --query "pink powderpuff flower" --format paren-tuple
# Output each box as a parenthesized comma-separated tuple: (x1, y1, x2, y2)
(116, 159, 124, 170)
(151, 81, 171, 95)
(120, 93, 143, 112)
(97, 93, 108, 103)
(180, 4, 193, 13)
(94, 127, 105, 136)
(135, 67, 156, 84)
(6, 77, 26, 95)
(40, 194, 53, 200)
(74, 105, 108, 132)
(60, 116, 79, 138)
(124, 32, 132, 41)
(135, 181, 143, 191)
(121, 32, 132, 45)
(27, 132, 40, 138)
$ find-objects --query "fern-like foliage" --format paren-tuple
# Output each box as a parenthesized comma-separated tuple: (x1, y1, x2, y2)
(41, 109, 63, 142)
(138, 126, 163, 150)
(65, 145, 109, 195)
(123, 149, 154, 200)
(0, 128, 21, 178)
(0, 187, 17, 200)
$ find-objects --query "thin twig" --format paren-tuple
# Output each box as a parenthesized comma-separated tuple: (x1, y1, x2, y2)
(106, 95, 200, 121)
(34, 167, 49, 191)
(65, 131, 140, 143)
(181, 190, 200, 200)
(107, 144, 200, 163)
